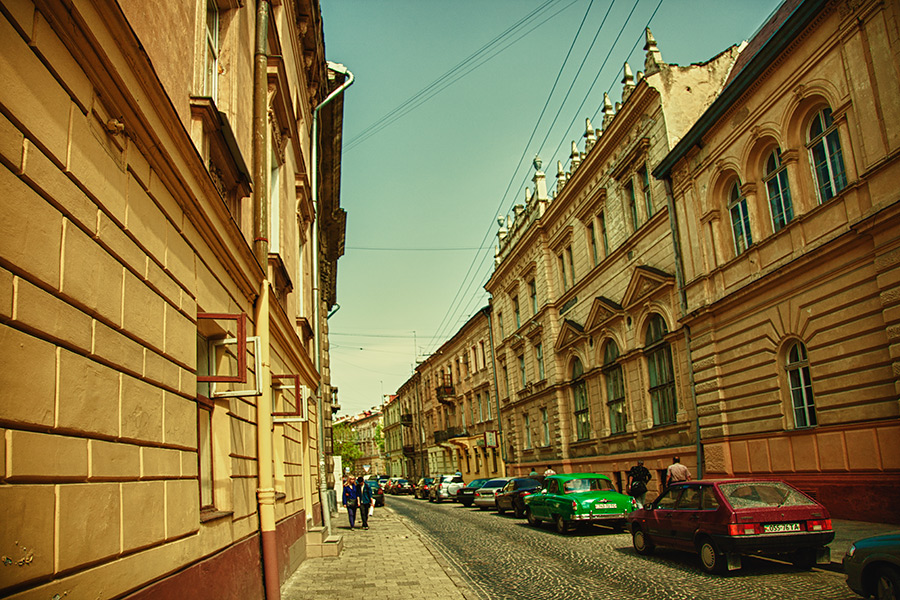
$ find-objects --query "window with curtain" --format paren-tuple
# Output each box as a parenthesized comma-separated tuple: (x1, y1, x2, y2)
(728, 180, 753, 255)
(807, 107, 847, 203)
(764, 148, 793, 232)
(646, 315, 677, 426)
(571, 358, 590, 440)
(603, 340, 627, 434)
(786, 341, 817, 428)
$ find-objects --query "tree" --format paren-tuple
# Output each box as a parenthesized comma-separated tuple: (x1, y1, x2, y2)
(374, 423, 385, 455)
(333, 422, 362, 473)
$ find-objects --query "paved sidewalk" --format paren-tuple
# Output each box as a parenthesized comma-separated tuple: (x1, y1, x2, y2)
(281, 506, 476, 600)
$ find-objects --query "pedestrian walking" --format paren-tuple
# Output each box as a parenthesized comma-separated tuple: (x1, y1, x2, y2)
(665, 456, 691, 488)
(357, 476, 372, 530)
(543, 465, 557, 476)
(529, 467, 539, 476)
(626, 460, 652, 508)
(342, 476, 359, 530)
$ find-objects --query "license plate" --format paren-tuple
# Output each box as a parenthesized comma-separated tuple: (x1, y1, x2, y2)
(763, 522, 800, 533)
(594, 503, 617, 510)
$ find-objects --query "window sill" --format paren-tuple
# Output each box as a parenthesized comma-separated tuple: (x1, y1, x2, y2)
(200, 509, 234, 524)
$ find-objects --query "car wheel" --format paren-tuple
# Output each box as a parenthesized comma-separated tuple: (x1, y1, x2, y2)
(461, 500, 472, 507)
(632, 527, 654, 555)
(554, 514, 569, 535)
(435, 495, 441, 503)
(497, 503, 506, 515)
(791, 548, 817, 570)
(514, 504, 525, 519)
(525, 508, 541, 526)
(874, 564, 900, 600)
(478, 505, 488, 511)
(699, 538, 726, 574)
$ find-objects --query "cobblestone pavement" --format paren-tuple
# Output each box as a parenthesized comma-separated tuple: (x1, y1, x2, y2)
(390, 495, 861, 600)
(281, 504, 476, 600)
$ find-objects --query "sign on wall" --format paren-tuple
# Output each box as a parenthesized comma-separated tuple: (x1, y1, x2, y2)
(484, 431, 498, 448)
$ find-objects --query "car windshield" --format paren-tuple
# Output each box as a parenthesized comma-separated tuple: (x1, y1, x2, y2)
(398, 479, 408, 484)
(562, 478, 614, 493)
(482, 480, 507, 489)
(467, 479, 490, 488)
(718, 482, 816, 509)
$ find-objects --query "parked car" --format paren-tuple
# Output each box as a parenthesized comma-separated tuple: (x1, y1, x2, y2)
(525, 473, 635, 534)
(378, 475, 390, 488)
(393, 478, 414, 495)
(496, 477, 543, 518)
(384, 477, 402, 494)
(366, 480, 385, 507)
(628, 479, 835, 574)
(843, 533, 900, 599)
(430, 474, 466, 503)
(414, 477, 435, 499)
(457, 478, 492, 507)
(473, 477, 511, 510)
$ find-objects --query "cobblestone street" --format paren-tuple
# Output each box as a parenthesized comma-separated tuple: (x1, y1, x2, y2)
(389, 495, 859, 600)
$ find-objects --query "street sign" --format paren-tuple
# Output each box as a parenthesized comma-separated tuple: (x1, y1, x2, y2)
(363, 464, 370, 473)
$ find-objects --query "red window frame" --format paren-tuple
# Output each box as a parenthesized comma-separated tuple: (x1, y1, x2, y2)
(271, 374, 304, 418)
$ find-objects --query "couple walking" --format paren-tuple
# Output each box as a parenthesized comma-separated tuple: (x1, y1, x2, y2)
(341, 476, 373, 530)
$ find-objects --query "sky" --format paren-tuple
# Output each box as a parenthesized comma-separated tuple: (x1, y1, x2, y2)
(319, 0, 783, 416)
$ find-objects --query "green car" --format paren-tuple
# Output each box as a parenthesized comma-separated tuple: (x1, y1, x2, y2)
(524, 473, 636, 534)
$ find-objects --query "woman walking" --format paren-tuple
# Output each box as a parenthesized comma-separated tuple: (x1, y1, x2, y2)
(357, 476, 373, 530)
(342, 476, 359, 530)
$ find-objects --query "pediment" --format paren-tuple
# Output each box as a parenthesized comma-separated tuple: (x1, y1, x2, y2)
(622, 266, 674, 309)
(585, 296, 624, 331)
(554, 319, 586, 352)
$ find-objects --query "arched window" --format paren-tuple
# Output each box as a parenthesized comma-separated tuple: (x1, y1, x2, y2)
(571, 358, 590, 440)
(728, 180, 753, 255)
(603, 341, 627, 434)
(786, 341, 817, 428)
(807, 107, 847, 203)
(764, 148, 793, 232)
(646, 315, 677, 425)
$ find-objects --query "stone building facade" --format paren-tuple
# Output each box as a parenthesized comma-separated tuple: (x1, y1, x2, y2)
(0, 0, 348, 598)
(485, 30, 741, 496)
(655, 0, 900, 524)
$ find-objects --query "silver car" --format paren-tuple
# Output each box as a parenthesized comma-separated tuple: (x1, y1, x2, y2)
(429, 474, 465, 502)
(473, 477, 511, 510)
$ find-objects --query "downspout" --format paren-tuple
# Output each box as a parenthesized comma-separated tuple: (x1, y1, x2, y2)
(662, 176, 703, 478)
(251, 2, 278, 599)
(486, 299, 506, 472)
(312, 62, 354, 536)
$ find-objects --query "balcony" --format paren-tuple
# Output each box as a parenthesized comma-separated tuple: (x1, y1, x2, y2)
(434, 427, 467, 444)
(400, 413, 413, 426)
(435, 373, 454, 406)
(402, 444, 416, 457)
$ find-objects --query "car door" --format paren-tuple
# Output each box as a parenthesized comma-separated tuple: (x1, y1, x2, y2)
(671, 485, 702, 550)
(646, 486, 682, 545)
(499, 480, 515, 509)
(532, 479, 554, 519)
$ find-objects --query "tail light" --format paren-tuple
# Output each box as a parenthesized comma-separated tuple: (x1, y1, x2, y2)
(728, 523, 762, 535)
(572, 501, 578, 510)
(807, 519, 832, 531)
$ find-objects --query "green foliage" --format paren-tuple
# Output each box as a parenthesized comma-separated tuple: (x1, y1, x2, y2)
(333, 423, 362, 471)
(374, 422, 385, 454)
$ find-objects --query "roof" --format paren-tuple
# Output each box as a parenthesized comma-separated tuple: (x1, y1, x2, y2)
(654, 0, 827, 179)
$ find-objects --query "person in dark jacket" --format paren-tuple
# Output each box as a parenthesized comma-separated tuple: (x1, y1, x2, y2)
(357, 476, 373, 530)
(342, 476, 359, 530)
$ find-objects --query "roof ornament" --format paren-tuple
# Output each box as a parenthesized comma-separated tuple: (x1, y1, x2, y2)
(569, 141, 581, 172)
(584, 118, 596, 153)
(622, 62, 635, 103)
(602, 92, 615, 129)
(644, 27, 663, 76)
(557, 160, 567, 191)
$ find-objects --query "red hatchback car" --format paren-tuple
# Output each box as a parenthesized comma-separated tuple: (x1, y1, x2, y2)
(627, 479, 834, 573)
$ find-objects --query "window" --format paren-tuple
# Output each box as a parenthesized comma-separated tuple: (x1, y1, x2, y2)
(566, 246, 575, 287)
(541, 407, 550, 446)
(485, 393, 492, 420)
(626, 180, 638, 230)
(599, 211, 609, 256)
(764, 148, 793, 232)
(498, 312, 504, 339)
(502, 365, 509, 398)
(518, 355, 526, 389)
(471, 396, 476, 425)
(535, 343, 545, 380)
(728, 181, 753, 255)
(571, 358, 590, 440)
(198, 401, 214, 508)
(478, 341, 486, 370)
(639, 166, 652, 219)
(529, 280, 537, 315)
(603, 341, 626, 435)
(646, 314, 677, 426)
(204, 0, 220, 100)
(588, 223, 598, 267)
(269, 145, 281, 253)
(477, 392, 483, 423)
(513, 296, 521, 329)
(786, 341, 817, 428)
(524, 412, 532, 449)
(558, 253, 568, 291)
(807, 107, 847, 203)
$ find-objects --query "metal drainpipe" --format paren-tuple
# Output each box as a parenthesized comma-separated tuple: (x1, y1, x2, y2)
(662, 176, 703, 478)
(486, 299, 507, 472)
(251, 2, 279, 599)
(312, 62, 354, 536)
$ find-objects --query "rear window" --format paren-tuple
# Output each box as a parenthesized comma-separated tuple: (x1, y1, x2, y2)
(562, 478, 614, 493)
(398, 479, 408, 484)
(468, 479, 490, 488)
(482, 480, 507, 489)
(718, 481, 816, 509)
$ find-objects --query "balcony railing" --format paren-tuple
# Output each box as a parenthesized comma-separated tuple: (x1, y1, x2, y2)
(402, 444, 416, 456)
(400, 413, 413, 426)
(434, 427, 467, 444)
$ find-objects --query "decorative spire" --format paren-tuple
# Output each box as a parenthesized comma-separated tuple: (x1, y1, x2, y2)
(621, 62, 635, 103)
(644, 27, 663, 76)
(584, 118, 596, 153)
(636, 70, 644, 83)
(532, 155, 548, 200)
(557, 160, 567, 191)
(602, 92, 615, 129)
(569, 140, 581, 172)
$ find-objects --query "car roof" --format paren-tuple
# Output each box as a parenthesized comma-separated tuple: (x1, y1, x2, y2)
(548, 473, 612, 481)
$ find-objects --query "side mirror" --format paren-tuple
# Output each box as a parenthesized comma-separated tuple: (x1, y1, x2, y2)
(644, 504, 654, 511)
